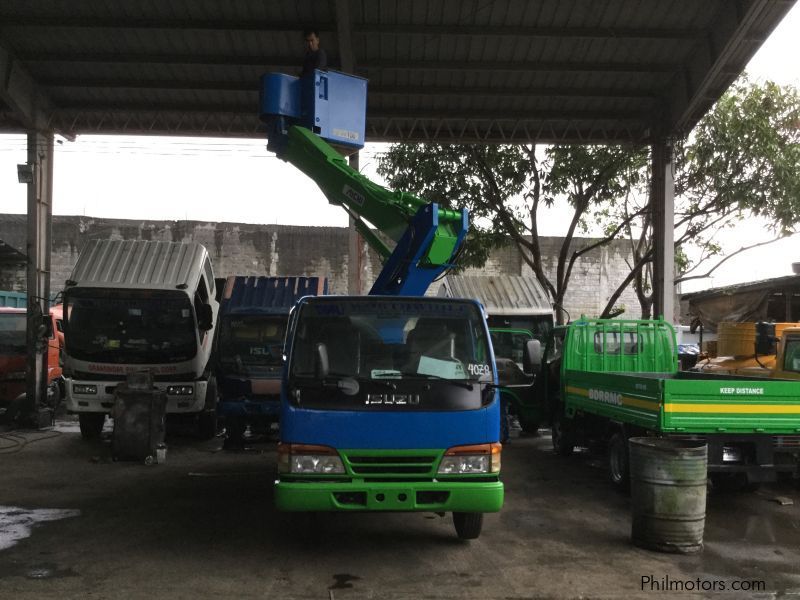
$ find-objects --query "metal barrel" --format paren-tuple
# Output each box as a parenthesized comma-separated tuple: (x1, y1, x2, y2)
(629, 437, 708, 554)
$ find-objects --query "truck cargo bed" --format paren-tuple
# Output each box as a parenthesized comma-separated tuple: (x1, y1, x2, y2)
(565, 369, 800, 434)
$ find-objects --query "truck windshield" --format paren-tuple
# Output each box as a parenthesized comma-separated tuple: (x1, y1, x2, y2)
(0, 313, 26, 352)
(784, 339, 800, 373)
(290, 298, 491, 383)
(65, 289, 197, 364)
(219, 315, 287, 373)
(487, 314, 552, 343)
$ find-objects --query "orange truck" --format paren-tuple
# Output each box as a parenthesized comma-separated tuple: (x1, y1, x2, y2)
(0, 305, 64, 423)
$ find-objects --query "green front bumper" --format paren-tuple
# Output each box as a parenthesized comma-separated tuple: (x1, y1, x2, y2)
(275, 479, 504, 512)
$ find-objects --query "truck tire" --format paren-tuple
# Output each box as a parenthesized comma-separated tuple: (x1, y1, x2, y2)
(551, 413, 574, 456)
(453, 512, 483, 540)
(79, 413, 105, 439)
(223, 416, 246, 448)
(519, 415, 540, 435)
(608, 432, 630, 492)
(711, 474, 760, 493)
(197, 411, 218, 440)
(46, 380, 61, 409)
(197, 378, 219, 439)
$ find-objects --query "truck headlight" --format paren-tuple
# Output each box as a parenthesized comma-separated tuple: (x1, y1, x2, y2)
(73, 384, 97, 395)
(167, 385, 194, 396)
(438, 443, 502, 475)
(722, 446, 742, 463)
(277, 443, 345, 475)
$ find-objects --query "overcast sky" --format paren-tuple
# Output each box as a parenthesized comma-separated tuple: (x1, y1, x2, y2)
(1, 5, 799, 293)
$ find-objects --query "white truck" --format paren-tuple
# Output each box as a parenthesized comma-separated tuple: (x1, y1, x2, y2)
(63, 239, 220, 439)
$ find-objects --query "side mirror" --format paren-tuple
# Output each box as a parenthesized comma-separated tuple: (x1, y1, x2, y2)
(755, 321, 777, 355)
(522, 339, 542, 374)
(41, 315, 54, 339)
(315, 342, 329, 379)
(198, 304, 214, 331)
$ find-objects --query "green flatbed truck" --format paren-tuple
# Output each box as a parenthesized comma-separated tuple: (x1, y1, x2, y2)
(534, 318, 800, 490)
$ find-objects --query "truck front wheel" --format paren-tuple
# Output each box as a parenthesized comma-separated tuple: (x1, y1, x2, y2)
(551, 413, 574, 456)
(197, 378, 219, 439)
(453, 512, 483, 540)
(608, 432, 630, 492)
(79, 413, 105, 439)
(197, 411, 218, 440)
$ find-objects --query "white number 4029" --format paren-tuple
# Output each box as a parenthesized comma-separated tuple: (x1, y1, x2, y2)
(468, 363, 490, 376)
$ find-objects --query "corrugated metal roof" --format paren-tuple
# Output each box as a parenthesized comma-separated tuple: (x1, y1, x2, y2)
(0, 0, 793, 143)
(681, 274, 800, 301)
(0, 238, 26, 264)
(67, 239, 209, 291)
(221, 276, 328, 315)
(439, 274, 552, 316)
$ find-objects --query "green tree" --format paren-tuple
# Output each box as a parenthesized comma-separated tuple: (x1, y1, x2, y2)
(378, 77, 800, 323)
(599, 77, 800, 319)
(377, 143, 647, 323)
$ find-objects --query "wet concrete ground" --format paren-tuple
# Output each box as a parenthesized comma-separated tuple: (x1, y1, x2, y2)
(0, 422, 799, 599)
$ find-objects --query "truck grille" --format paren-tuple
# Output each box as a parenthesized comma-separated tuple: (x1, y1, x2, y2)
(344, 453, 437, 476)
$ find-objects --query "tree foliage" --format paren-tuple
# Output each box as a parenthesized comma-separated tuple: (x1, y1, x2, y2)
(377, 77, 800, 322)
(598, 78, 800, 318)
(377, 143, 646, 323)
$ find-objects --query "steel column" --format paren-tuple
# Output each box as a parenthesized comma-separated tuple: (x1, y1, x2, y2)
(23, 130, 53, 425)
(347, 152, 364, 294)
(651, 139, 674, 322)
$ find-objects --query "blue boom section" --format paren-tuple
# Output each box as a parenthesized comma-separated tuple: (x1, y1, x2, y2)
(371, 204, 469, 296)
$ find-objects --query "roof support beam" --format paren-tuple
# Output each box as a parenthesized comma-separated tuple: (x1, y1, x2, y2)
(18, 52, 299, 68)
(0, 17, 705, 40)
(358, 24, 705, 40)
(42, 108, 647, 143)
(669, 0, 784, 135)
(0, 39, 52, 130)
(651, 138, 675, 322)
(39, 76, 660, 100)
(52, 101, 648, 123)
(334, 0, 356, 73)
(0, 17, 337, 33)
(23, 130, 54, 425)
(333, 0, 362, 296)
(20, 51, 679, 74)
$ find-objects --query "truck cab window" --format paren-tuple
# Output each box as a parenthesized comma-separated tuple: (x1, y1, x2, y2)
(203, 260, 215, 299)
(784, 339, 800, 373)
(593, 331, 640, 354)
(195, 276, 211, 340)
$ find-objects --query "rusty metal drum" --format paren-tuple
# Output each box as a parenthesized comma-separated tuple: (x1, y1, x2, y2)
(629, 437, 708, 554)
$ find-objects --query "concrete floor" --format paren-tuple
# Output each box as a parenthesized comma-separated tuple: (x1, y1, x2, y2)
(0, 422, 799, 600)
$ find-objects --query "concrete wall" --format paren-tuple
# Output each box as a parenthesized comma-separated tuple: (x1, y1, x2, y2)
(0, 214, 642, 318)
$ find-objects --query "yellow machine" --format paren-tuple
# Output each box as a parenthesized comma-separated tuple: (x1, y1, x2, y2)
(696, 322, 800, 379)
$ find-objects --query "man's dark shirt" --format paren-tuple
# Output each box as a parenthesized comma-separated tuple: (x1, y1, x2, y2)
(301, 48, 328, 77)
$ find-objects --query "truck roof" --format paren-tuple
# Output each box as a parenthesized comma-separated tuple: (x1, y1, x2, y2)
(221, 276, 328, 315)
(438, 275, 552, 316)
(66, 239, 210, 292)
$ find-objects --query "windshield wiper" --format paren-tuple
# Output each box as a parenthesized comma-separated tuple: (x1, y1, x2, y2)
(397, 372, 474, 390)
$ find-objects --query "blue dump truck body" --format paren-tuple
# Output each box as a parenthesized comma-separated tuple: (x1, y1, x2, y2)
(215, 276, 328, 443)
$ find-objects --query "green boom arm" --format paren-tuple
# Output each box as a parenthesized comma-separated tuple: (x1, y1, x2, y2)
(281, 125, 463, 266)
